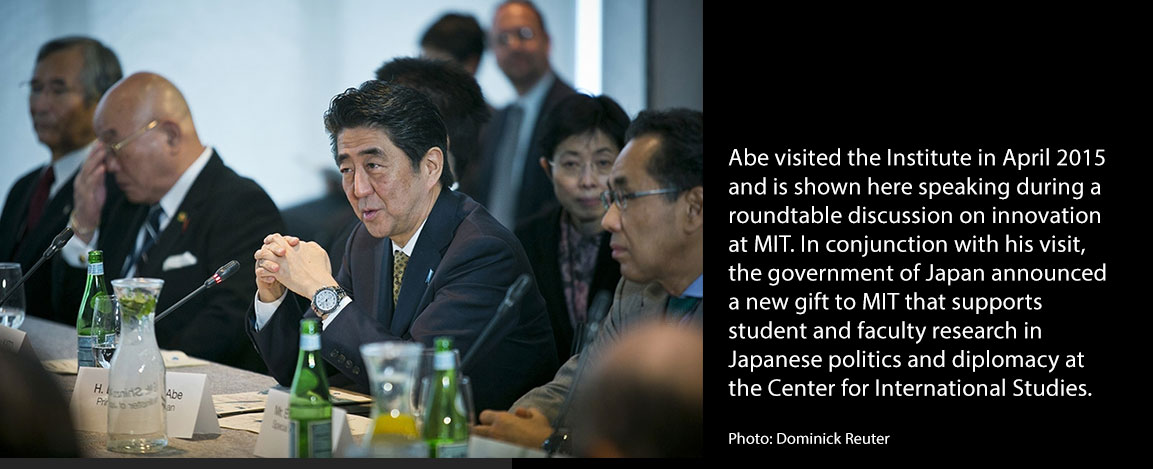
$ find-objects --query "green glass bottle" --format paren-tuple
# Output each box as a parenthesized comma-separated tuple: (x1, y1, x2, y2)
(422, 336, 469, 458)
(75, 250, 107, 368)
(289, 318, 332, 458)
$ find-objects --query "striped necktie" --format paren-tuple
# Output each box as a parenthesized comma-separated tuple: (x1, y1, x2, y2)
(122, 205, 164, 277)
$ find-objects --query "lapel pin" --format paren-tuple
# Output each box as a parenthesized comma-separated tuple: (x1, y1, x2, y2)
(426, 269, 433, 283)
(176, 211, 189, 232)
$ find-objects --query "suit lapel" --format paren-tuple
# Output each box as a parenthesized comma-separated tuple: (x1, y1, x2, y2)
(387, 187, 461, 337)
(375, 238, 392, 326)
(15, 171, 76, 264)
(135, 151, 223, 276)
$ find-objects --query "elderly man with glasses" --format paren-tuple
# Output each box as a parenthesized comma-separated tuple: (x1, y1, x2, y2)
(57, 72, 284, 372)
(0, 37, 121, 324)
(474, 108, 704, 456)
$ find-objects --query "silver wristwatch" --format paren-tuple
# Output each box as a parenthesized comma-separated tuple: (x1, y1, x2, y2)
(311, 286, 347, 320)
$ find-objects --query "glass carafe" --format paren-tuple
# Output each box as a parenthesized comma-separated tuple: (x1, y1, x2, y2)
(106, 278, 167, 454)
(360, 341, 425, 457)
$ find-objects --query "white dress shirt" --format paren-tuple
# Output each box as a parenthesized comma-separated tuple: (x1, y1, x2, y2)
(63, 146, 214, 273)
(253, 216, 429, 331)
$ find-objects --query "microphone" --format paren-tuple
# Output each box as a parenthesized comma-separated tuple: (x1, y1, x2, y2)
(460, 273, 532, 373)
(573, 290, 612, 355)
(544, 289, 613, 457)
(154, 260, 240, 322)
(0, 226, 73, 307)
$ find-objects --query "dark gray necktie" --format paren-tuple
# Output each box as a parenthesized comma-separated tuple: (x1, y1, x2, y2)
(488, 104, 524, 228)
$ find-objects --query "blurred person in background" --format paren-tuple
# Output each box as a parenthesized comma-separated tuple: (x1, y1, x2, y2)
(462, 0, 576, 229)
(420, 12, 487, 77)
(0, 36, 121, 324)
(0, 349, 80, 457)
(515, 93, 628, 364)
(572, 321, 703, 457)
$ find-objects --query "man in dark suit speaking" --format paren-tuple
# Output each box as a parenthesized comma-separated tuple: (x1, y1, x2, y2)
(249, 80, 557, 413)
(59, 72, 283, 371)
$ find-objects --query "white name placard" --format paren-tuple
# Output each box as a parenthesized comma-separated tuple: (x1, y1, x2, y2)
(253, 387, 353, 457)
(0, 325, 37, 362)
(70, 368, 220, 438)
(0, 324, 25, 353)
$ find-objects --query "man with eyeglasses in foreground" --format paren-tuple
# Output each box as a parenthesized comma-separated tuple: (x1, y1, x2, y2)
(0, 37, 121, 325)
(57, 72, 283, 372)
(473, 109, 704, 456)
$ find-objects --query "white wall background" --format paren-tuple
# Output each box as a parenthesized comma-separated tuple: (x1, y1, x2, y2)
(0, 0, 646, 211)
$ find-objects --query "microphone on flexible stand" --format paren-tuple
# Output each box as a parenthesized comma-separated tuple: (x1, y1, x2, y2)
(460, 273, 533, 374)
(154, 260, 240, 322)
(544, 289, 613, 457)
(0, 226, 73, 307)
(571, 290, 613, 357)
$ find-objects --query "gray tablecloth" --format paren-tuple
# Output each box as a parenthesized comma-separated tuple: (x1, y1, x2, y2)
(22, 315, 278, 458)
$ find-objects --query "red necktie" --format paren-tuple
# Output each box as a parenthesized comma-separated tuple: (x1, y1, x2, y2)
(25, 166, 55, 234)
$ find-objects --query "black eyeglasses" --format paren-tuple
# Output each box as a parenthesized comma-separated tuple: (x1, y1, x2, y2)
(496, 26, 535, 46)
(600, 188, 681, 210)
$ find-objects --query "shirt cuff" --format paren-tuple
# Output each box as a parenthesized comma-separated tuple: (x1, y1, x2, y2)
(321, 296, 352, 330)
(253, 289, 288, 331)
(62, 229, 100, 267)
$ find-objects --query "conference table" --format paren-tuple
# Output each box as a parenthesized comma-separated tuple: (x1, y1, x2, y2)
(19, 316, 540, 459)
(23, 315, 316, 458)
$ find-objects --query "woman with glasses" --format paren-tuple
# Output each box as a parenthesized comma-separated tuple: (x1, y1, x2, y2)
(514, 93, 630, 365)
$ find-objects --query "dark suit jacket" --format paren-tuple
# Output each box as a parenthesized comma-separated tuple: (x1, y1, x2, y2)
(55, 151, 283, 372)
(461, 75, 576, 227)
(1, 165, 77, 324)
(247, 187, 558, 414)
(515, 206, 621, 365)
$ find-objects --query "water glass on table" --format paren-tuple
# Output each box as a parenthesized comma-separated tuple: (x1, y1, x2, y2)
(0, 263, 26, 329)
(91, 296, 119, 368)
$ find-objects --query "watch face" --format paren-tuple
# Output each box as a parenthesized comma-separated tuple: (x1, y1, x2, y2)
(315, 289, 339, 311)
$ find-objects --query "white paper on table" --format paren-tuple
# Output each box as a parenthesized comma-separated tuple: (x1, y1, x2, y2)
(213, 390, 269, 417)
(468, 434, 550, 458)
(329, 387, 372, 405)
(219, 412, 264, 434)
(43, 349, 209, 375)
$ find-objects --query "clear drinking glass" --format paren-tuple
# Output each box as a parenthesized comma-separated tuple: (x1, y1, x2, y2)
(91, 296, 119, 368)
(106, 278, 167, 454)
(360, 341, 426, 457)
(0, 263, 26, 329)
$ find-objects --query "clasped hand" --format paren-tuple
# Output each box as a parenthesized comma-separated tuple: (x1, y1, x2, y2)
(253, 233, 336, 302)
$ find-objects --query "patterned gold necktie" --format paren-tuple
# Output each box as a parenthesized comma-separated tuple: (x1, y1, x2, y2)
(393, 250, 409, 307)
